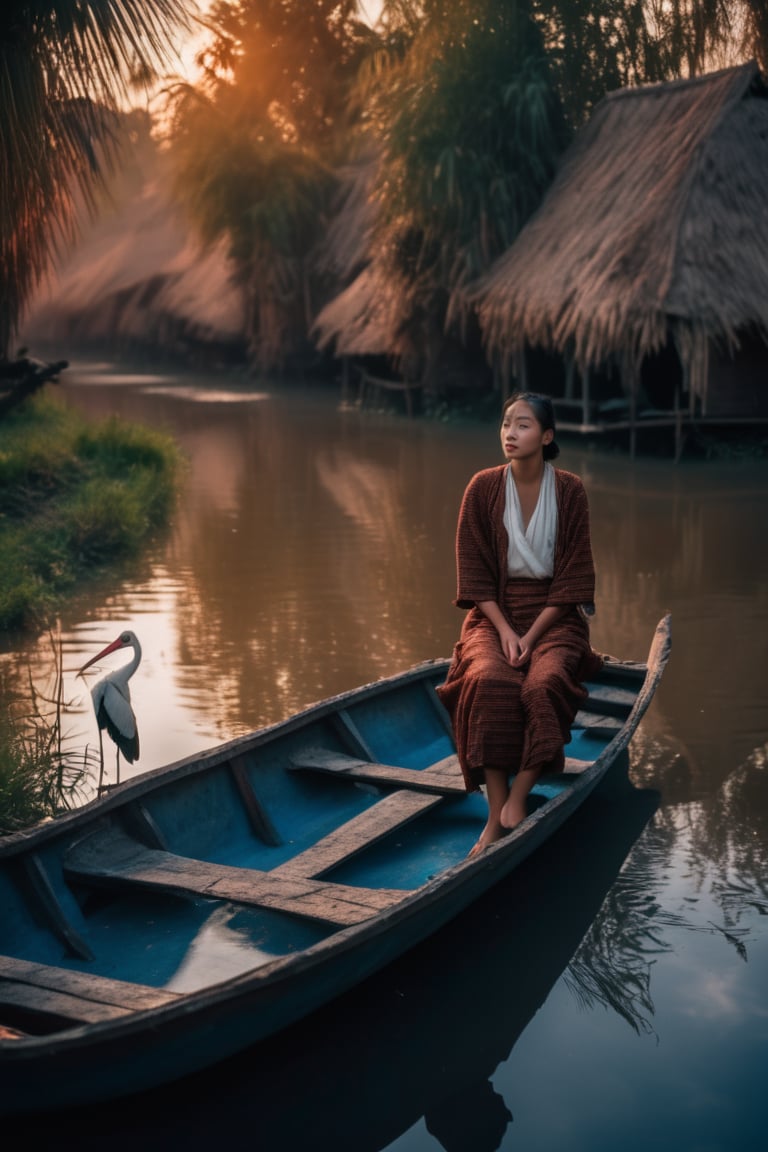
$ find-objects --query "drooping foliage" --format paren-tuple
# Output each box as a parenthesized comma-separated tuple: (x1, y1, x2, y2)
(0, 0, 192, 361)
(365, 0, 568, 369)
(532, 0, 768, 129)
(168, 0, 379, 371)
(175, 107, 334, 371)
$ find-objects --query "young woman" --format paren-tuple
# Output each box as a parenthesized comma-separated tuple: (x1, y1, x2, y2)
(436, 392, 603, 856)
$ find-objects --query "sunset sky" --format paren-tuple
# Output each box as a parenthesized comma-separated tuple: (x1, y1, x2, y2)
(175, 1, 385, 83)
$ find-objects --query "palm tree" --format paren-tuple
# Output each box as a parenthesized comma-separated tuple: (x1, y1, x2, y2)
(357, 1, 566, 389)
(167, 0, 378, 372)
(0, 0, 193, 365)
(533, 0, 767, 128)
(169, 86, 335, 372)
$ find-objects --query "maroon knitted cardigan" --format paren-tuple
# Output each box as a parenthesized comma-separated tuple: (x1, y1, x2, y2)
(450, 464, 596, 617)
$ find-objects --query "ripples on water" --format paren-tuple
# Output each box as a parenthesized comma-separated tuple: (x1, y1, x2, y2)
(9, 360, 768, 1151)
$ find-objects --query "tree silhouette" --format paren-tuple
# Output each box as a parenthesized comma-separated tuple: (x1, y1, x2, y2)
(0, 0, 192, 367)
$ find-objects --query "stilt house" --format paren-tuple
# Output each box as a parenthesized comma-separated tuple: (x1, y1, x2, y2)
(474, 62, 768, 456)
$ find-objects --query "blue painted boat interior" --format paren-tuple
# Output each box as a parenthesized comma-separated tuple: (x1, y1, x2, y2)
(0, 664, 623, 1000)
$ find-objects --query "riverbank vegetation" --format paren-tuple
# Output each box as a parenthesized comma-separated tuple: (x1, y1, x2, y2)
(0, 633, 90, 834)
(0, 392, 184, 632)
(0, 391, 183, 830)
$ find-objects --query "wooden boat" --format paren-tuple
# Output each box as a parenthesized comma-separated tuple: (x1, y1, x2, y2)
(23, 776, 662, 1145)
(0, 615, 670, 1115)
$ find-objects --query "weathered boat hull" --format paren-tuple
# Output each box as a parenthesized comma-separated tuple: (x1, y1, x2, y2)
(0, 616, 671, 1114)
(23, 779, 661, 1147)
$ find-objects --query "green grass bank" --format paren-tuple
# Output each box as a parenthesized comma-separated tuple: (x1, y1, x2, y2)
(0, 391, 184, 831)
(0, 391, 184, 631)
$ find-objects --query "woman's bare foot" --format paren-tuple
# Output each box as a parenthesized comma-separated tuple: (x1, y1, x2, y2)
(467, 822, 509, 857)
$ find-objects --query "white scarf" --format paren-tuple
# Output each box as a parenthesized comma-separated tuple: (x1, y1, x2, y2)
(504, 462, 557, 578)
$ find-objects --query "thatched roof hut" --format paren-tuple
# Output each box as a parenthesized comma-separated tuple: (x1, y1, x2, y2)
(311, 153, 415, 371)
(474, 61, 768, 450)
(21, 116, 246, 363)
(314, 154, 378, 289)
(312, 265, 408, 358)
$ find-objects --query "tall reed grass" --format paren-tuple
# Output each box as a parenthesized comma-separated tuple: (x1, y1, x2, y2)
(0, 631, 92, 834)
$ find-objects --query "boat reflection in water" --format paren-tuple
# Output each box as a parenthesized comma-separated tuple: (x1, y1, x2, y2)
(26, 761, 659, 1152)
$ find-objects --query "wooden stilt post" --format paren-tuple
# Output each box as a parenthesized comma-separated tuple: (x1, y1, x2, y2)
(582, 367, 591, 427)
(565, 356, 575, 400)
(519, 347, 528, 391)
(622, 353, 637, 459)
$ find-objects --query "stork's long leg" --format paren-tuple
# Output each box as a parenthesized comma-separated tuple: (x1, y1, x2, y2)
(97, 729, 105, 796)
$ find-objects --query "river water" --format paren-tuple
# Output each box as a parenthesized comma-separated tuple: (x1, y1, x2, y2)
(14, 358, 768, 1150)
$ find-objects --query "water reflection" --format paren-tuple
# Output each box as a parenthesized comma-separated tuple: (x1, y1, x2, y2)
(425, 1082, 512, 1152)
(585, 464, 768, 786)
(564, 738, 768, 1049)
(658, 739, 768, 948)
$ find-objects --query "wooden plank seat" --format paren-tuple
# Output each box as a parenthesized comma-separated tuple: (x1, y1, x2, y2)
(273, 788, 444, 881)
(581, 682, 638, 717)
(599, 659, 647, 682)
(0, 954, 180, 1025)
(572, 678, 641, 736)
(573, 710, 623, 737)
(64, 829, 410, 927)
(290, 749, 593, 790)
(289, 749, 467, 794)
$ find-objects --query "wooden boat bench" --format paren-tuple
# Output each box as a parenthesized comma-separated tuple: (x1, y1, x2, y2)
(289, 748, 596, 790)
(288, 749, 467, 793)
(272, 786, 445, 881)
(579, 680, 638, 717)
(0, 954, 181, 1026)
(575, 678, 640, 737)
(64, 828, 410, 927)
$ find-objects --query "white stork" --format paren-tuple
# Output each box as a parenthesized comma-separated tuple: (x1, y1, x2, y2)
(78, 630, 141, 794)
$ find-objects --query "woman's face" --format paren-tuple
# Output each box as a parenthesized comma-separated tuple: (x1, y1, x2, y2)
(500, 400, 553, 463)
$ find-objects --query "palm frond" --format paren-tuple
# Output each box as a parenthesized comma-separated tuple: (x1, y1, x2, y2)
(0, 0, 192, 357)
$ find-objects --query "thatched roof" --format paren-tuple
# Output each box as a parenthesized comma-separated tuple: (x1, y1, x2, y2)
(312, 263, 410, 357)
(475, 61, 768, 370)
(311, 149, 414, 361)
(21, 131, 245, 355)
(314, 152, 379, 284)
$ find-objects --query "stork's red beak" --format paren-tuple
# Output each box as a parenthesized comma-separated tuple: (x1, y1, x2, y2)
(77, 635, 128, 677)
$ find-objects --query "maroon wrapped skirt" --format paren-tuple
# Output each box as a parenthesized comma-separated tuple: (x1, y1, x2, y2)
(436, 579, 602, 792)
